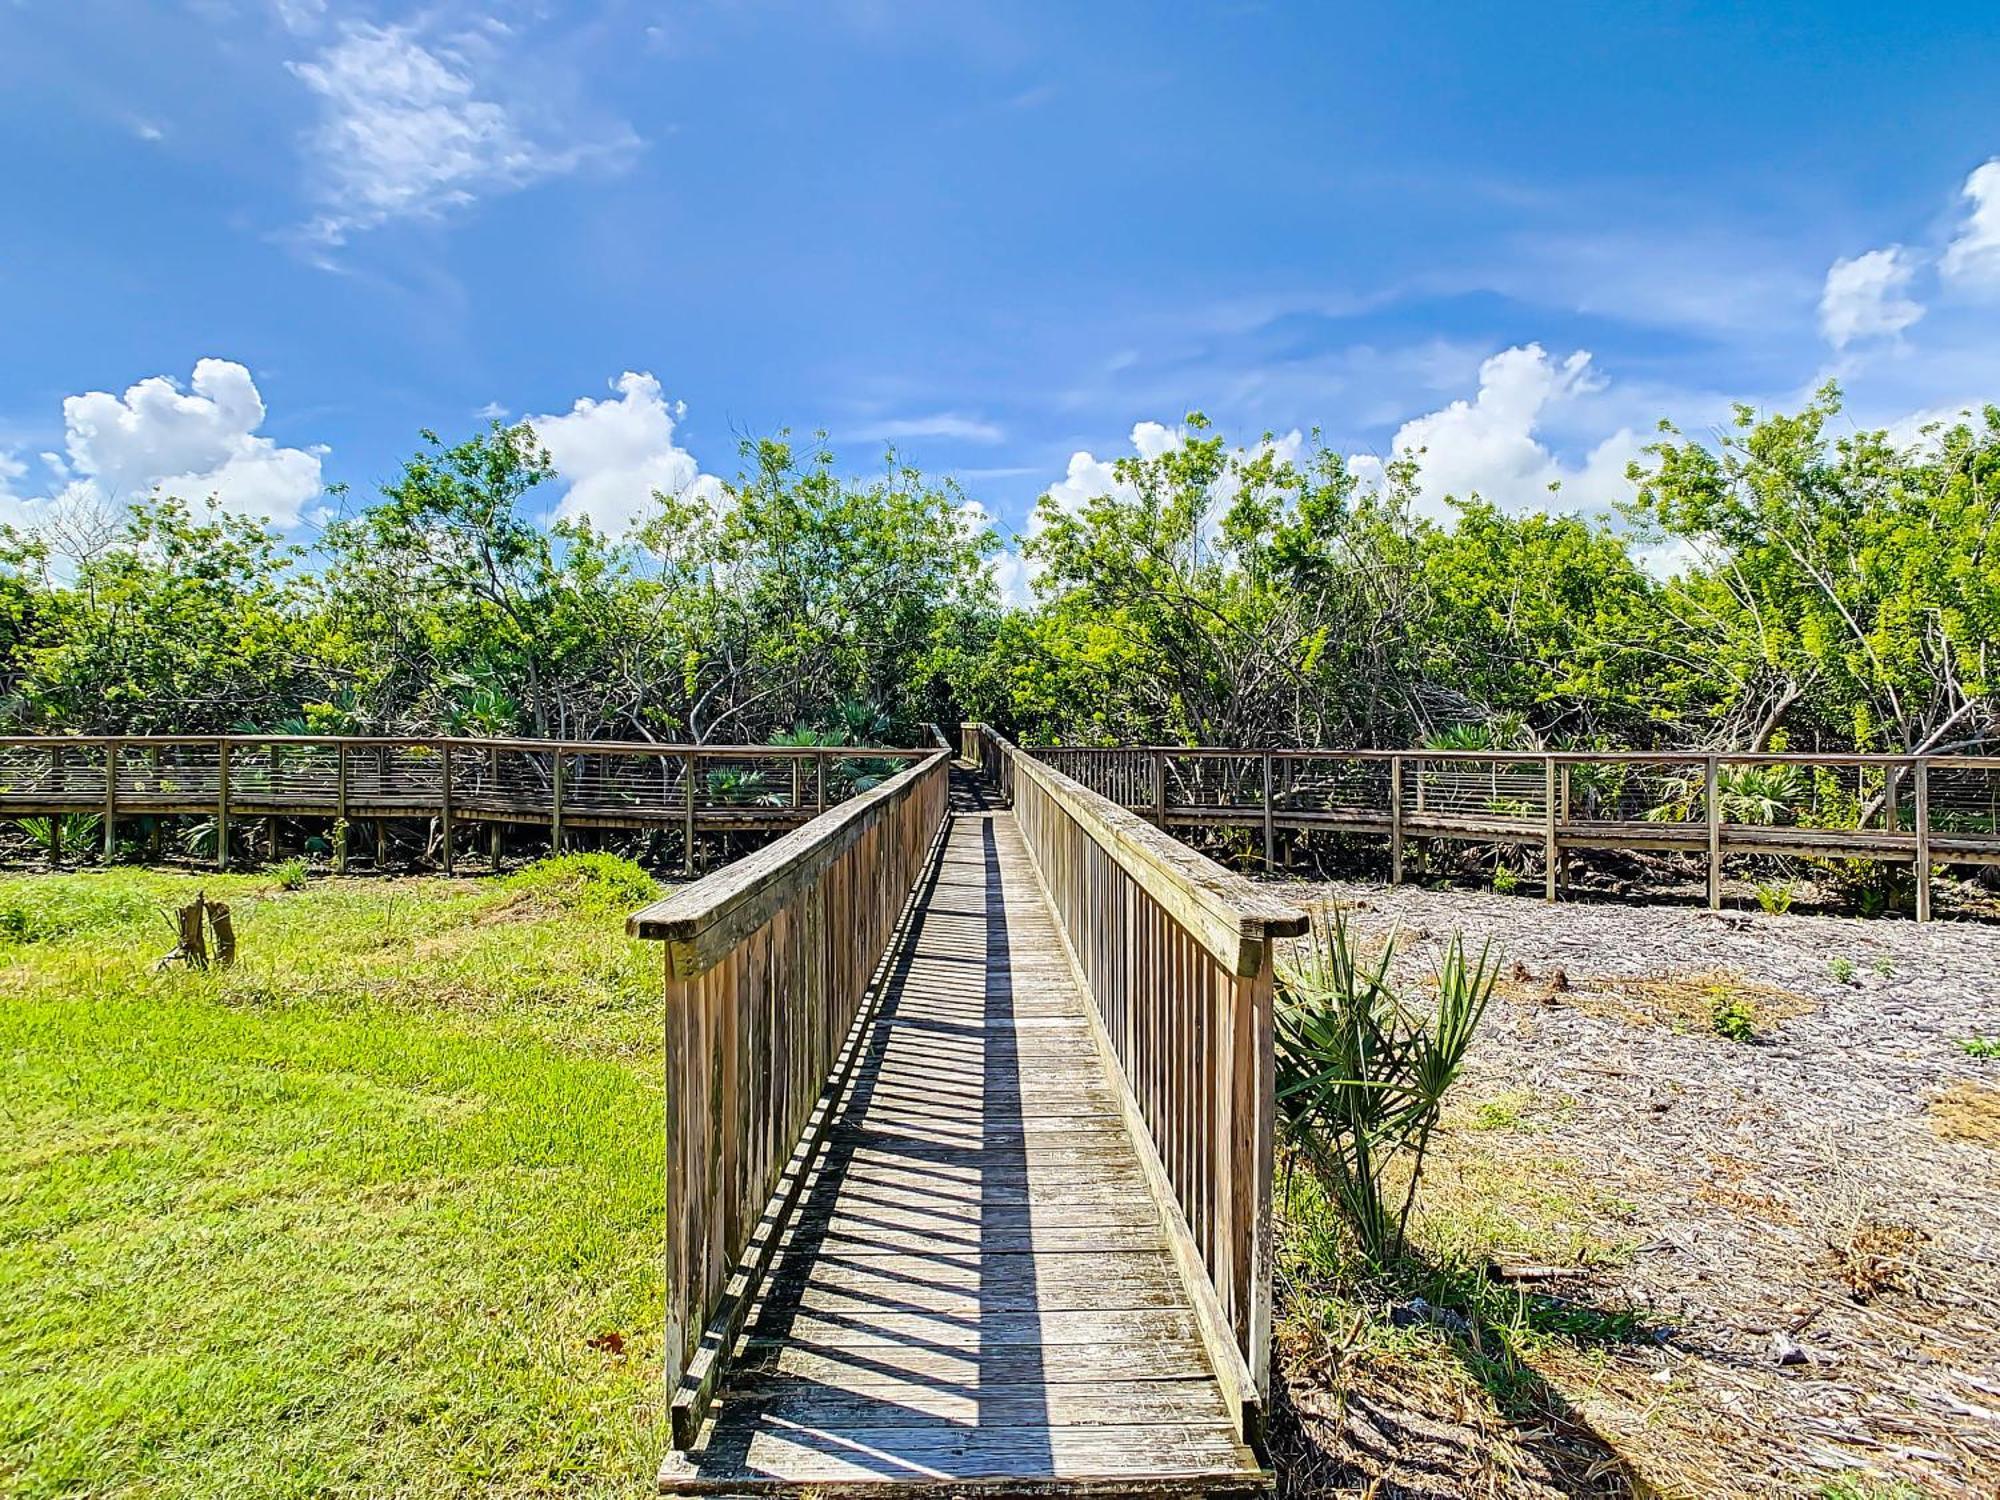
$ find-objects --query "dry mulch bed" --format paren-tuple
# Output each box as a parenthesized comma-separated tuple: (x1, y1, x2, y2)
(1271, 881, 2000, 1499)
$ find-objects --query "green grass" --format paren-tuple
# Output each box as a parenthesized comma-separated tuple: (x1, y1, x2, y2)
(0, 862, 668, 1498)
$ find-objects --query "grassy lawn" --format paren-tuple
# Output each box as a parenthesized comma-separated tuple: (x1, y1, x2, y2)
(0, 859, 667, 1499)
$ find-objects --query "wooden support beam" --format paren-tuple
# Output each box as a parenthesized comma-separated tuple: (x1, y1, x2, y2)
(103, 741, 118, 864)
(551, 749, 565, 855)
(440, 740, 455, 875)
(1389, 755, 1404, 885)
(1915, 758, 1932, 924)
(682, 751, 698, 875)
(1543, 755, 1558, 903)
(334, 742, 348, 873)
(1705, 754, 1721, 911)
(216, 740, 231, 872)
(1261, 753, 1275, 873)
(1152, 749, 1167, 828)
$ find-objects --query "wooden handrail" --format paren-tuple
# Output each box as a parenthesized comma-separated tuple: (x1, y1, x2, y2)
(967, 723, 1306, 1444)
(628, 750, 952, 1448)
(1022, 742, 2000, 921)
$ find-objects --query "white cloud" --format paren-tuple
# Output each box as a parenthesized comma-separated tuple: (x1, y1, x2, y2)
(288, 22, 630, 247)
(1366, 344, 1626, 516)
(55, 359, 323, 526)
(1942, 159, 2000, 291)
(852, 413, 1006, 444)
(1819, 246, 1925, 347)
(528, 372, 722, 537)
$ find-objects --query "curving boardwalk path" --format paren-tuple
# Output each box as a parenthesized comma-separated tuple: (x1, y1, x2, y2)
(659, 787, 1268, 1496)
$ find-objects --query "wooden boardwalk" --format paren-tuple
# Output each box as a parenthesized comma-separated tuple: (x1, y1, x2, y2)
(659, 790, 1268, 1496)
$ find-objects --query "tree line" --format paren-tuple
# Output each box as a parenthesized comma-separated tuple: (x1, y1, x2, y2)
(1, 385, 1994, 758)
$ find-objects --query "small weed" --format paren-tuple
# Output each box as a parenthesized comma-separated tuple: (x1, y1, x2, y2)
(1710, 991, 1759, 1042)
(1753, 879, 1796, 915)
(1958, 1037, 2000, 1060)
(1491, 863, 1518, 896)
(1829, 956, 1856, 984)
(1816, 1476, 1928, 1500)
(1830, 1218, 1924, 1302)
(1868, 955, 1894, 978)
(272, 857, 309, 891)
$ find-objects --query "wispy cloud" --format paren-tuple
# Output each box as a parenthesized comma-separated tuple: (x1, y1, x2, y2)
(284, 17, 638, 252)
(849, 412, 1006, 444)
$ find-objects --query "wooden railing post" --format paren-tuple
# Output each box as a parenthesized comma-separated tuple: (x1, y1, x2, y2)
(1261, 752, 1276, 872)
(683, 751, 698, 874)
(103, 741, 118, 864)
(334, 742, 349, 873)
(1705, 754, 1721, 910)
(1152, 749, 1167, 826)
(440, 741, 455, 875)
(216, 739, 231, 872)
(1915, 758, 1932, 923)
(1389, 754, 1404, 885)
(1543, 755, 1558, 903)
(551, 747, 565, 854)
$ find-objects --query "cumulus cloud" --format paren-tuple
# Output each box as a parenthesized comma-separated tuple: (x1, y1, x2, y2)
(1360, 344, 1638, 516)
(1819, 246, 1925, 347)
(288, 22, 632, 248)
(1942, 159, 2000, 291)
(49, 359, 324, 526)
(528, 372, 722, 537)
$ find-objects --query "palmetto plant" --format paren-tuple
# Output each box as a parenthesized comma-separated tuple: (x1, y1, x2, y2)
(704, 767, 783, 807)
(1274, 909, 1498, 1265)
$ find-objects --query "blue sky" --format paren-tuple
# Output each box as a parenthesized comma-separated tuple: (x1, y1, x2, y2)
(5, 0, 2000, 588)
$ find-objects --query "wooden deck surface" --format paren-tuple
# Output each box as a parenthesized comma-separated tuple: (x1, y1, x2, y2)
(660, 794, 1268, 1496)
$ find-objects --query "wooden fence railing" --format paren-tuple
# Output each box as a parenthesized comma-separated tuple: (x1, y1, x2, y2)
(966, 723, 1308, 1443)
(0, 734, 928, 873)
(1024, 745, 2000, 922)
(627, 748, 952, 1447)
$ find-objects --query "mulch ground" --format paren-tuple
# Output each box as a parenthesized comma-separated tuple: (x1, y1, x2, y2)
(1270, 880, 2000, 1499)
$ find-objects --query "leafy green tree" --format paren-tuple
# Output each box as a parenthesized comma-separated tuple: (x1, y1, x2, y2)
(1415, 499, 1696, 742)
(18, 498, 315, 732)
(1633, 386, 2000, 752)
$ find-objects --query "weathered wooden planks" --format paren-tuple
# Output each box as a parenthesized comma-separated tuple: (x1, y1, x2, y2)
(661, 805, 1267, 1497)
(972, 726, 1301, 1446)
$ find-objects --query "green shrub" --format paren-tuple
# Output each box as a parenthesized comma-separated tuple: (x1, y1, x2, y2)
(1491, 863, 1518, 896)
(1275, 909, 1497, 1264)
(1957, 1037, 2000, 1060)
(1753, 880, 1796, 915)
(502, 853, 658, 915)
(272, 858, 309, 892)
(1710, 992, 1758, 1042)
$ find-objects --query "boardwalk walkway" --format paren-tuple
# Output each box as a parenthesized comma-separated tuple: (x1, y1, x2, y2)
(660, 780, 1268, 1495)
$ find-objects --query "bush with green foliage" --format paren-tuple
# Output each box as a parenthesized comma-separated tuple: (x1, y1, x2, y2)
(501, 853, 658, 916)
